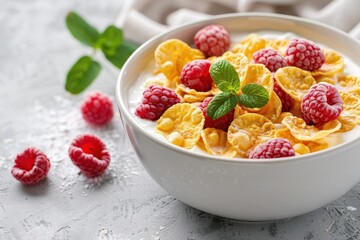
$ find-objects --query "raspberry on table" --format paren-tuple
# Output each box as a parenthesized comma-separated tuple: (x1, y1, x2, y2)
(301, 82, 343, 124)
(81, 91, 114, 126)
(180, 60, 213, 92)
(249, 138, 295, 159)
(135, 85, 181, 120)
(273, 80, 294, 112)
(11, 147, 51, 184)
(68, 134, 110, 178)
(253, 49, 287, 72)
(285, 38, 325, 71)
(199, 97, 234, 131)
(194, 24, 230, 57)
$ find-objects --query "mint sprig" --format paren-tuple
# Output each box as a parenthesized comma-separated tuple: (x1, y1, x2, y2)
(238, 83, 269, 108)
(207, 60, 269, 120)
(65, 11, 138, 94)
(65, 56, 101, 94)
(206, 92, 238, 120)
(209, 60, 240, 94)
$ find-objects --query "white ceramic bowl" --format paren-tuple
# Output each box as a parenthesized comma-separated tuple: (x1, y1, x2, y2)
(116, 13, 360, 221)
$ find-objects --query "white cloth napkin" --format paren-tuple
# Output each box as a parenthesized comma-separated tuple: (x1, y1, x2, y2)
(116, 0, 360, 44)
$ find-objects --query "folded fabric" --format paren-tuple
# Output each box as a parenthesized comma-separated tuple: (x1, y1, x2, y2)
(117, 0, 360, 43)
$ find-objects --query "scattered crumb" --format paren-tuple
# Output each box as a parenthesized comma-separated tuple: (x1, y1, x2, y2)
(346, 206, 357, 211)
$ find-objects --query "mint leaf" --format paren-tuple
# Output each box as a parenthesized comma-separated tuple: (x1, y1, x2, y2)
(66, 11, 100, 47)
(210, 60, 240, 93)
(102, 41, 138, 69)
(99, 25, 123, 49)
(65, 56, 101, 94)
(238, 83, 269, 108)
(206, 92, 238, 120)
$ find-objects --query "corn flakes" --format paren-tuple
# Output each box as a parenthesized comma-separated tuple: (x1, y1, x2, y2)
(228, 113, 276, 157)
(282, 116, 341, 141)
(275, 67, 316, 101)
(201, 128, 238, 157)
(156, 103, 205, 149)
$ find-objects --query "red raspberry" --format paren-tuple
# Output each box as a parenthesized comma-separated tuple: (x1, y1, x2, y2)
(285, 39, 325, 71)
(135, 85, 181, 120)
(11, 147, 51, 184)
(301, 82, 343, 124)
(81, 91, 114, 126)
(180, 60, 213, 92)
(194, 24, 230, 57)
(68, 134, 110, 177)
(249, 138, 295, 159)
(253, 49, 287, 72)
(273, 80, 294, 112)
(199, 97, 234, 131)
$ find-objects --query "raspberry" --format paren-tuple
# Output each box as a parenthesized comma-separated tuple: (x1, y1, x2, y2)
(11, 147, 51, 184)
(253, 49, 287, 72)
(273, 80, 294, 112)
(249, 138, 295, 159)
(81, 91, 114, 126)
(285, 38, 325, 71)
(180, 60, 213, 92)
(301, 82, 343, 124)
(194, 24, 230, 57)
(135, 85, 181, 120)
(199, 97, 234, 131)
(68, 134, 110, 177)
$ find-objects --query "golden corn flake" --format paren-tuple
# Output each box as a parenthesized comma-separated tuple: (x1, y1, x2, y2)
(234, 105, 246, 119)
(275, 112, 293, 124)
(293, 143, 310, 155)
(196, 136, 207, 152)
(144, 77, 166, 88)
(273, 127, 329, 153)
(289, 100, 302, 117)
(201, 128, 238, 157)
(338, 75, 360, 92)
(241, 64, 273, 108)
(175, 84, 213, 103)
(337, 114, 356, 132)
(340, 91, 360, 107)
(257, 91, 282, 122)
(228, 113, 276, 157)
(311, 49, 344, 78)
(211, 51, 249, 75)
(282, 116, 341, 142)
(314, 76, 335, 85)
(156, 103, 205, 149)
(232, 34, 267, 60)
(275, 67, 316, 101)
(266, 38, 290, 56)
(306, 142, 329, 153)
(154, 39, 204, 88)
(339, 91, 360, 125)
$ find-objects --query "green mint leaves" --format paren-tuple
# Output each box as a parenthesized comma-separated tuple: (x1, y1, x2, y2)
(238, 83, 269, 108)
(209, 60, 240, 94)
(66, 12, 100, 47)
(207, 60, 269, 120)
(206, 92, 238, 120)
(65, 11, 138, 94)
(65, 56, 101, 94)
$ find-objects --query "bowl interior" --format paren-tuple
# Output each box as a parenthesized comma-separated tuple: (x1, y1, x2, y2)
(116, 13, 360, 162)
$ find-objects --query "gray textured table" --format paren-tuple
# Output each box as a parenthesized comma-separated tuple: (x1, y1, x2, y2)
(1, 1, 360, 239)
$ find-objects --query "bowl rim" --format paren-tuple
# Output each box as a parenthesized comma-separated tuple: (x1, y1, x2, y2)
(116, 12, 360, 164)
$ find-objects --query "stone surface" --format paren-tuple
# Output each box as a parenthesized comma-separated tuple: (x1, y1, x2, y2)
(1, 1, 360, 239)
